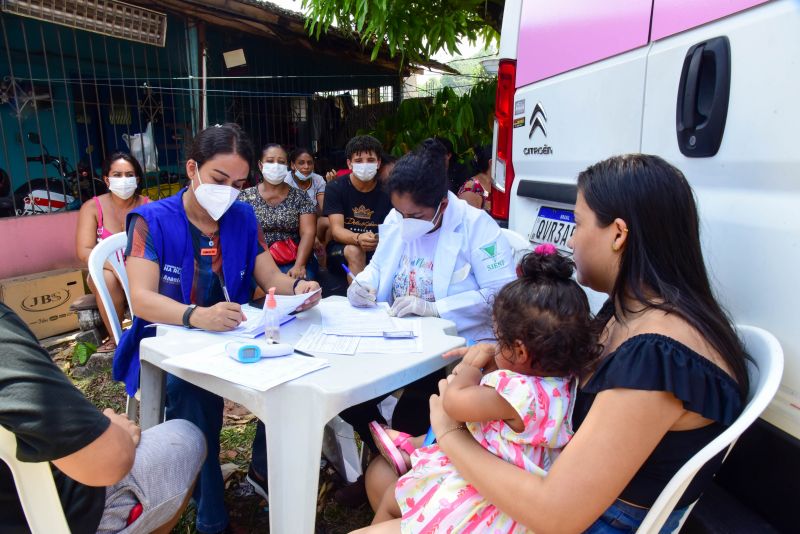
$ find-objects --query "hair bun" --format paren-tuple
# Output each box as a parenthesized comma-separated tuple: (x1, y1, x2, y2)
(419, 138, 448, 159)
(518, 248, 575, 282)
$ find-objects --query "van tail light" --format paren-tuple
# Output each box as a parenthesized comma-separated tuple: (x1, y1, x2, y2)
(491, 59, 516, 220)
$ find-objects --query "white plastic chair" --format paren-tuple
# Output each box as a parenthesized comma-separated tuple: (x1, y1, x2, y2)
(637, 325, 784, 533)
(88, 231, 138, 419)
(0, 426, 70, 534)
(87, 232, 131, 344)
(501, 228, 533, 263)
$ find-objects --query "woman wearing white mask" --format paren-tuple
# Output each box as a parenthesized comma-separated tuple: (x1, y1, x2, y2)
(337, 140, 516, 502)
(239, 144, 318, 280)
(117, 125, 320, 534)
(76, 152, 149, 355)
(286, 147, 331, 268)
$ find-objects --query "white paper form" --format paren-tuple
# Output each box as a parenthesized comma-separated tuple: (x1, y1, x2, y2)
(294, 324, 360, 355)
(146, 288, 320, 338)
(321, 301, 397, 336)
(162, 342, 329, 391)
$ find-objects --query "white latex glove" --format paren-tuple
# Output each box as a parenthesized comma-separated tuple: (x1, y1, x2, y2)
(389, 296, 439, 318)
(347, 281, 377, 307)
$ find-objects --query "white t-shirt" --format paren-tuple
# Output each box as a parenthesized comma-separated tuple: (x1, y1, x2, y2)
(285, 171, 326, 208)
(392, 230, 440, 302)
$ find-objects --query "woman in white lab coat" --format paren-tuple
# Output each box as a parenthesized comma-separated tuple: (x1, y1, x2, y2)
(336, 140, 516, 505)
(347, 142, 516, 342)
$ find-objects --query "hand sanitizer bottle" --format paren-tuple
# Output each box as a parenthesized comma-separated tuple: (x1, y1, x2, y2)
(264, 287, 280, 343)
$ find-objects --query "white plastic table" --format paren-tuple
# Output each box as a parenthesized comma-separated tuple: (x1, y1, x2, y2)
(138, 296, 464, 533)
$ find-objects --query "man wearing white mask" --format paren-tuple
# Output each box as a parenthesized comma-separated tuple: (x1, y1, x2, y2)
(323, 135, 392, 277)
(336, 139, 516, 505)
(76, 152, 149, 355)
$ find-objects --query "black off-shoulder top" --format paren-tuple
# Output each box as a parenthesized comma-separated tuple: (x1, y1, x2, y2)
(573, 333, 743, 508)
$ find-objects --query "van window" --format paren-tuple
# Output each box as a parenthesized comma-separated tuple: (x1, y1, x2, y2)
(651, 0, 770, 40)
(516, 0, 652, 87)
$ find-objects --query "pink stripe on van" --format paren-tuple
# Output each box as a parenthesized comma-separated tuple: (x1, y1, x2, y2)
(651, 0, 771, 41)
(516, 0, 651, 88)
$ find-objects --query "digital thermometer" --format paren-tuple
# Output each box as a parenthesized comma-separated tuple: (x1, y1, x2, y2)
(225, 341, 293, 363)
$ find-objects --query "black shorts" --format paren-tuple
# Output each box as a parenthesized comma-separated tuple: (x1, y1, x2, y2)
(326, 242, 374, 274)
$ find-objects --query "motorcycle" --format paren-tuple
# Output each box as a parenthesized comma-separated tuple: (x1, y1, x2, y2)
(12, 133, 106, 216)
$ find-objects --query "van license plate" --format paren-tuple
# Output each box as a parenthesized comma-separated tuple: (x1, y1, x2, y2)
(529, 206, 575, 254)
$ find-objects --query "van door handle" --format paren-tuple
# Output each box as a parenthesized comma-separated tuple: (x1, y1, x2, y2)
(676, 36, 731, 157)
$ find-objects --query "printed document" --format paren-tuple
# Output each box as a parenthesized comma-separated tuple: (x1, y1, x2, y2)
(321, 301, 398, 336)
(294, 324, 360, 355)
(162, 342, 329, 391)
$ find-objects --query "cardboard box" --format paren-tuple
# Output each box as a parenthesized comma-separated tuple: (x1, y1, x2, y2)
(0, 269, 85, 339)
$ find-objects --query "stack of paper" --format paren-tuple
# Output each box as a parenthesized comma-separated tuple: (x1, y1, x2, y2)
(162, 342, 329, 391)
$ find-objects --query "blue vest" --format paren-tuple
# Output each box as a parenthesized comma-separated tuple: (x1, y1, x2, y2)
(113, 189, 260, 395)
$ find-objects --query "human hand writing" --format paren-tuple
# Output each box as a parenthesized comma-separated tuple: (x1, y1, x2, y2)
(190, 302, 245, 331)
(104, 408, 141, 447)
(347, 281, 377, 307)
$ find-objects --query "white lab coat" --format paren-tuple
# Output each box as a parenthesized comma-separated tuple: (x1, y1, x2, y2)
(356, 192, 517, 342)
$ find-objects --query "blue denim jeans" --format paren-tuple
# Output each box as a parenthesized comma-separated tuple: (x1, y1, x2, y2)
(584, 499, 688, 533)
(165, 374, 268, 534)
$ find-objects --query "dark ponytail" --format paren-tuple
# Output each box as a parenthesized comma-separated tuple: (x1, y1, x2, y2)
(188, 123, 254, 169)
(493, 248, 600, 376)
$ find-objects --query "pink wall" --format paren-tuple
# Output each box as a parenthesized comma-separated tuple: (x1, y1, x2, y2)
(651, 0, 771, 41)
(516, 0, 652, 87)
(0, 212, 82, 280)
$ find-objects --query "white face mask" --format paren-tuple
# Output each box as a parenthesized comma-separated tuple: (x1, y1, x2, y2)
(192, 168, 240, 221)
(400, 202, 444, 242)
(352, 162, 378, 182)
(108, 177, 137, 200)
(294, 170, 312, 181)
(262, 162, 287, 185)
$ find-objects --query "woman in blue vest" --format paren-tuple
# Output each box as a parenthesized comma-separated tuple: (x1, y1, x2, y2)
(116, 123, 321, 534)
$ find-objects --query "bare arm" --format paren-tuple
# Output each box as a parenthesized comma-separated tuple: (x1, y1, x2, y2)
(443, 365, 522, 429)
(432, 381, 685, 534)
(75, 199, 99, 264)
(328, 213, 359, 247)
(51, 409, 138, 487)
(294, 212, 316, 268)
(316, 192, 325, 214)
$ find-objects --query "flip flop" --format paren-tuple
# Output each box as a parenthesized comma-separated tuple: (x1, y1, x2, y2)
(368, 421, 415, 476)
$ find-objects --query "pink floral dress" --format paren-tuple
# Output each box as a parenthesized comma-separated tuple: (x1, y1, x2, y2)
(395, 370, 576, 533)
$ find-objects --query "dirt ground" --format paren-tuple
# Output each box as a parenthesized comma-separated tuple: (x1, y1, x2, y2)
(50, 339, 373, 533)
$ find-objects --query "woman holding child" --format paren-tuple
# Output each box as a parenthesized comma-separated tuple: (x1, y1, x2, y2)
(357, 154, 748, 533)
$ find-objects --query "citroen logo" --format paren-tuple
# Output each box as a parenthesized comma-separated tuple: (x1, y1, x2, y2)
(529, 102, 547, 138)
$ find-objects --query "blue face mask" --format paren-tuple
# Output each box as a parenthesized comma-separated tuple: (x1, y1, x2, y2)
(294, 170, 312, 181)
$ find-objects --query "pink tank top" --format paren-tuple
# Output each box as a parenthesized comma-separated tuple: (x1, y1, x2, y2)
(95, 195, 148, 242)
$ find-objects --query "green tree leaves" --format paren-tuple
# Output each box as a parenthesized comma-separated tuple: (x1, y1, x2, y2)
(368, 79, 497, 164)
(301, 0, 503, 65)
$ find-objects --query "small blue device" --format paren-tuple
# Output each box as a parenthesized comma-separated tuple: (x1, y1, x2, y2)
(226, 342, 262, 363)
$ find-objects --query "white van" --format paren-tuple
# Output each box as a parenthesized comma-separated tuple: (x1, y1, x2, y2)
(490, 0, 799, 530)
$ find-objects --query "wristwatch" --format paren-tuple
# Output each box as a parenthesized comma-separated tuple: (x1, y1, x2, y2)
(182, 304, 198, 329)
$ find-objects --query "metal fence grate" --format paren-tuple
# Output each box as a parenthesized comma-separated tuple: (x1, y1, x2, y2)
(1, 0, 168, 47)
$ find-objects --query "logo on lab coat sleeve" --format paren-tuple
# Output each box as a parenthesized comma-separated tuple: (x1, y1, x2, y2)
(479, 241, 506, 271)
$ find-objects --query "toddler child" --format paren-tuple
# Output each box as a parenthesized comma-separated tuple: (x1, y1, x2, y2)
(369, 244, 600, 533)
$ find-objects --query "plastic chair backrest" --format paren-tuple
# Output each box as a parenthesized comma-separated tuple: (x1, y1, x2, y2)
(501, 228, 533, 263)
(637, 325, 784, 533)
(0, 426, 71, 534)
(87, 231, 131, 344)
